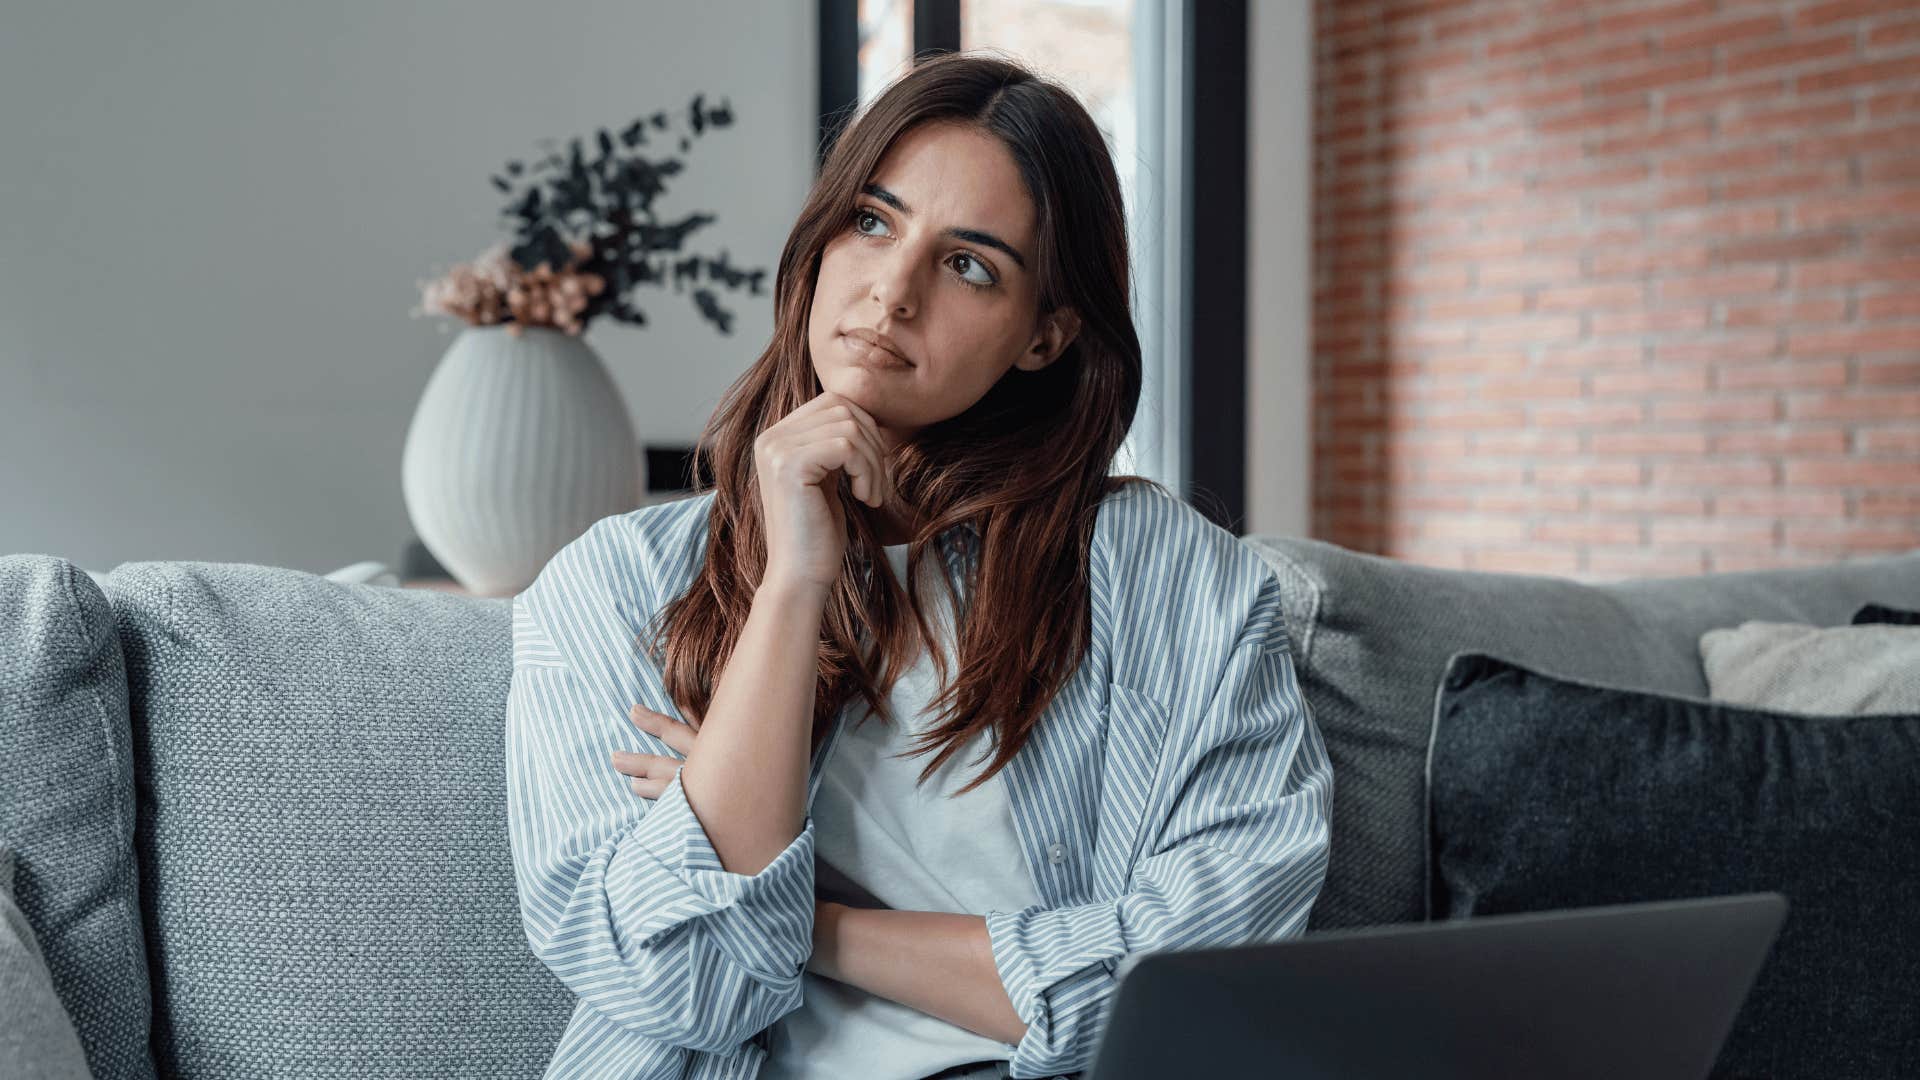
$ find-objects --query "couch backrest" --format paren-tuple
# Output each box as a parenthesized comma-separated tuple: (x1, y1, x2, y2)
(1244, 537, 1920, 931)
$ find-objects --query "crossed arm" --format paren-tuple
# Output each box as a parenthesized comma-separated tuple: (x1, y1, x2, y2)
(809, 900, 1029, 1048)
(614, 705, 1028, 1047)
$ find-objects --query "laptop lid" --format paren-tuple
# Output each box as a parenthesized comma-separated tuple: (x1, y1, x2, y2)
(1083, 892, 1787, 1080)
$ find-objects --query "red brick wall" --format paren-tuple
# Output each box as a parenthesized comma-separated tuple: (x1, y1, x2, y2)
(1311, 0, 1920, 578)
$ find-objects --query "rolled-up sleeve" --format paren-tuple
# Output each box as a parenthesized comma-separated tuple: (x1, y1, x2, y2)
(983, 570, 1333, 1078)
(505, 515, 817, 1054)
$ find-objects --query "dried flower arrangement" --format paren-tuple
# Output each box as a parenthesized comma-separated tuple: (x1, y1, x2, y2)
(413, 93, 770, 338)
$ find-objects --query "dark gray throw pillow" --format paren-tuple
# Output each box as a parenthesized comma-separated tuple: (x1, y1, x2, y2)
(1853, 603, 1920, 626)
(1428, 653, 1920, 1080)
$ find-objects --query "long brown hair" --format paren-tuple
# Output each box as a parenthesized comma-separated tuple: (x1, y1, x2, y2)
(647, 50, 1167, 795)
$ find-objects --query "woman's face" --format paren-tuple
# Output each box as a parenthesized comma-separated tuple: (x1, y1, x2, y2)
(807, 121, 1080, 452)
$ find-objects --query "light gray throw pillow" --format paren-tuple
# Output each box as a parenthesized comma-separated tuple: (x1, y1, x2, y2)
(0, 846, 96, 1080)
(100, 559, 576, 1079)
(1701, 621, 1920, 715)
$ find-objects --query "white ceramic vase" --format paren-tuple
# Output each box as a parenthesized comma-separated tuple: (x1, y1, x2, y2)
(402, 324, 643, 597)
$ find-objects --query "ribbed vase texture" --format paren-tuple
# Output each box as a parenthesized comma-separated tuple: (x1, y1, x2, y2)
(402, 325, 642, 596)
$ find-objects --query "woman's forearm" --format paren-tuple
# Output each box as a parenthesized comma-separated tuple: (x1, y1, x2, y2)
(812, 902, 1029, 1048)
(677, 577, 829, 876)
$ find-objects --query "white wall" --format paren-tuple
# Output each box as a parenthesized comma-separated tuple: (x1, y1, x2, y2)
(0, 1, 816, 574)
(1246, 0, 1314, 539)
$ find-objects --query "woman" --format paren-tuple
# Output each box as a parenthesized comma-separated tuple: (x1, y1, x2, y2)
(505, 51, 1332, 1080)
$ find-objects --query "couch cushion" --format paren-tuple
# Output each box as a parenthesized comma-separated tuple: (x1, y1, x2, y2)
(1429, 652, 1920, 1079)
(0, 554, 157, 1080)
(1, 846, 98, 1080)
(101, 560, 573, 1079)
(1243, 538, 1920, 930)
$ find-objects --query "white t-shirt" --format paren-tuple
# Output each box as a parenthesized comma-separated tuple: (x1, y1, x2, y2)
(759, 542, 1040, 1080)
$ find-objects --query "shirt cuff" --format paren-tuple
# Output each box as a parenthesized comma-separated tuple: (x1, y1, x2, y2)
(606, 765, 817, 984)
(984, 901, 1127, 1027)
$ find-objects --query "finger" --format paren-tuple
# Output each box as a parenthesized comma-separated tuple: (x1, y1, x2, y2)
(835, 410, 894, 505)
(638, 712, 694, 758)
(787, 393, 845, 422)
(814, 423, 889, 510)
(865, 433, 893, 509)
(821, 399, 887, 466)
(822, 395, 884, 448)
(787, 404, 878, 450)
(836, 439, 886, 510)
(609, 750, 681, 778)
(626, 775, 663, 800)
(630, 703, 696, 756)
(788, 400, 884, 459)
(775, 423, 859, 487)
(756, 397, 839, 458)
(773, 393, 854, 436)
(833, 404, 897, 506)
(797, 432, 879, 509)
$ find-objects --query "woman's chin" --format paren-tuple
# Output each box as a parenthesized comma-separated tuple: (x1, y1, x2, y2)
(821, 367, 891, 407)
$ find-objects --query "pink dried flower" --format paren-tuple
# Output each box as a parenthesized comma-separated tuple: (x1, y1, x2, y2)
(415, 239, 603, 335)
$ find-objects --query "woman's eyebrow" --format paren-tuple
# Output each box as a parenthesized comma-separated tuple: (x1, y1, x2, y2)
(862, 182, 1027, 271)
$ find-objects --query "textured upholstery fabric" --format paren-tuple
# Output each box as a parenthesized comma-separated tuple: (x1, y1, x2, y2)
(100, 560, 573, 1079)
(1700, 620, 1920, 714)
(1429, 653, 1920, 1079)
(1242, 539, 1920, 929)
(0, 555, 157, 1080)
(1, 846, 96, 1080)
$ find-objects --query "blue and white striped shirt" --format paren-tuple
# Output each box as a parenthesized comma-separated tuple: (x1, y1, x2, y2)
(506, 482, 1333, 1079)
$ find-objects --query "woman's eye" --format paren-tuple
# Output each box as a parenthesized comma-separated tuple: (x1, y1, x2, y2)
(854, 209, 889, 237)
(951, 253, 996, 288)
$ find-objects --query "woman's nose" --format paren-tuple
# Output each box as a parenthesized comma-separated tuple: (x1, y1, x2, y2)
(868, 248, 920, 318)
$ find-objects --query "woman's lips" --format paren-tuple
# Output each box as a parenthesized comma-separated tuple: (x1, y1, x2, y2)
(841, 333, 913, 369)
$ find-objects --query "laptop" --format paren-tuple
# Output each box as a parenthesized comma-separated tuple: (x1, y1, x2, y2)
(1082, 892, 1787, 1080)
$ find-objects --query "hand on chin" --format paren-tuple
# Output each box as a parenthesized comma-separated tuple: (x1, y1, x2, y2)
(814, 372, 906, 456)
(821, 373, 886, 421)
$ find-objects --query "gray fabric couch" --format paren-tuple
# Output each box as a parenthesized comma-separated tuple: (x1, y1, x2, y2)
(5, 538, 1919, 1079)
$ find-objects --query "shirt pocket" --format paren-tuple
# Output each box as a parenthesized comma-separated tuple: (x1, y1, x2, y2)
(1099, 680, 1174, 892)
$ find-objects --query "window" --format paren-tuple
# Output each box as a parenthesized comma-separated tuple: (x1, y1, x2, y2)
(857, 0, 915, 113)
(960, 1, 1168, 490)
